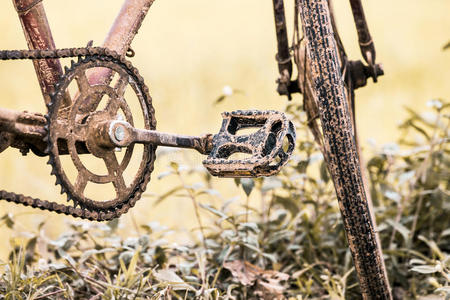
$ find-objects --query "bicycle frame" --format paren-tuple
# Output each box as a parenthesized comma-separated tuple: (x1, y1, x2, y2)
(13, 0, 155, 106)
(15, 0, 380, 105)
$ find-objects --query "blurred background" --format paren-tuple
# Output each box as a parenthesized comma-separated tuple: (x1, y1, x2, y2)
(0, 0, 448, 259)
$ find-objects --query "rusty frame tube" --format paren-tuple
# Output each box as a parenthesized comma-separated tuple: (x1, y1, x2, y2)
(104, 0, 156, 55)
(0, 107, 92, 155)
(272, 0, 292, 77)
(13, 0, 65, 106)
(88, 0, 156, 85)
(13, 0, 156, 98)
(0, 107, 46, 139)
(0, 107, 47, 155)
(272, 0, 301, 99)
(349, 0, 376, 66)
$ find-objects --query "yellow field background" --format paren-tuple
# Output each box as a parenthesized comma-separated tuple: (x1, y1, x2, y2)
(0, 0, 449, 259)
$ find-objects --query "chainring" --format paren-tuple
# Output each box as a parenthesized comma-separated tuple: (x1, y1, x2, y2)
(46, 54, 156, 215)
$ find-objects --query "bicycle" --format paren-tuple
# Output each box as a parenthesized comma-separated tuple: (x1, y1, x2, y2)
(0, 0, 391, 298)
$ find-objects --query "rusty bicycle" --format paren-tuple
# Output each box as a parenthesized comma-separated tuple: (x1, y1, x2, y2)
(0, 0, 391, 298)
(0, 0, 296, 218)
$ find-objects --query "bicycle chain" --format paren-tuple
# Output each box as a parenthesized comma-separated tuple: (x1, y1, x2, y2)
(0, 47, 156, 221)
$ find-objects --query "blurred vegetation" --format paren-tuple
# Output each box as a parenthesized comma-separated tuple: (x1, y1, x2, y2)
(0, 100, 448, 299)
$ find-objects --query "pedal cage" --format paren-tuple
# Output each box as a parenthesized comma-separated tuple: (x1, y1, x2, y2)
(203, 110, 296, 177)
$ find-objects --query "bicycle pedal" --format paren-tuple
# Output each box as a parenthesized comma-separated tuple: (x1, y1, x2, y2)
(203, 110, 296, 177)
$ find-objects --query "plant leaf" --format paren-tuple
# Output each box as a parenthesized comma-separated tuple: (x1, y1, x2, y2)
(154, 269, 195, 291)
(410, 265, 439, 274)
(153, 186, 184, 206)
(240, 178, 255, 197)
(199, 203, 228, 219)
(386, 219, 410, 242)
(443, 40, 450, 51)
(320, 161, 330, 183)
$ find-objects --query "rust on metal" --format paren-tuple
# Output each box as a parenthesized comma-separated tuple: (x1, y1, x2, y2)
(0, 106, 93, 156)
(0, 47, 296, 219)
(0, 1, 390, 298)
(13, 0, 67, 105)
(348, 60, 384, 89)
(0, 0, 297, 221)
(103, 0, 155, 54)
(272, 0, 301, 99)
(0, 107, 47, 155)
(348, 0, 381, 82)
(88, 0, 155, 86)
(104, 110, 296, 178)
(106, 120, 214, 155)
(273, 0, 292, 77)
(349, 0, 375, 63)
(0, 108, 46, 138)
(0, 46, 296, 220)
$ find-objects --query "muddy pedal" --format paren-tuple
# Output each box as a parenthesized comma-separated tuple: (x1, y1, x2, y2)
(203, 110, 296, 177)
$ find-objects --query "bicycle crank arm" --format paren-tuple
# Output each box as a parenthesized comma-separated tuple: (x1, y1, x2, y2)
(103, 110, 296, 178)
(105, 120, 213, 155)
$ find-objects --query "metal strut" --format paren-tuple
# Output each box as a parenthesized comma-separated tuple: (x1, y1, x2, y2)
(272, 0, 300, 99)
(349, 0, 382, 82)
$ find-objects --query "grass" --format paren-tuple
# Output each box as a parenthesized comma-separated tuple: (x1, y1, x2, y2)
(0, 0, 449, 258)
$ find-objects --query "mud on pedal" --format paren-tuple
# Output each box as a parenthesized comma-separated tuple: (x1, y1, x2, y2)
(203, 110, 296, 177)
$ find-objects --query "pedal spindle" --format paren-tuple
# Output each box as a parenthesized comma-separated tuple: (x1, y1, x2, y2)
(203, 110, 296, 177)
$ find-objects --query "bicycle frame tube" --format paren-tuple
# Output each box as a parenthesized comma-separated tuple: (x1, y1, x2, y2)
(88, 0, 156, 85)
(13, 0, 66, 106)
(14, 0, 156, 102)
(349, 0, 376, 66)
(272, 0, 292, 78)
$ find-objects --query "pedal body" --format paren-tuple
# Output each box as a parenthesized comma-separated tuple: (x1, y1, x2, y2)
(203, 110, 296, 177)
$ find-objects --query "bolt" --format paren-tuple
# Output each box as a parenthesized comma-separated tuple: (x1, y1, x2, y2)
(114, 125, 125, 142)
